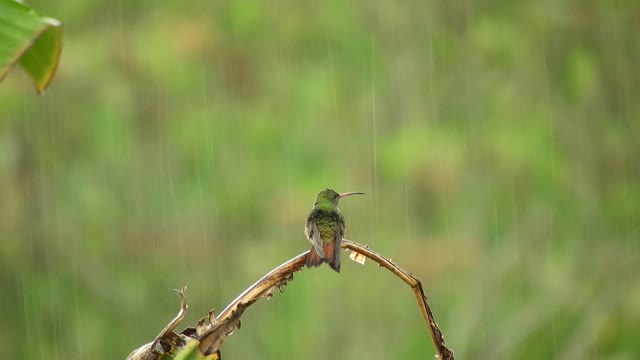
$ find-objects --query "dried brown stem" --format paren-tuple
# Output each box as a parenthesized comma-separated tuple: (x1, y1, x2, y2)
(128, 240, 453, 359)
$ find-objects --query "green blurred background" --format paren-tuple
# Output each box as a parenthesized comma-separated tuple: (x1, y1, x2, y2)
(1, 1, 639, 359)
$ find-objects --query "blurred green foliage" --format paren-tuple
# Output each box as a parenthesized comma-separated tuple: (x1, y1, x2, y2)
(1, 1, 639, 359)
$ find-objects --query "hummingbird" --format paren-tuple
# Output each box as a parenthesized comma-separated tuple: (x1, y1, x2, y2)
(305, 188, 364, 272)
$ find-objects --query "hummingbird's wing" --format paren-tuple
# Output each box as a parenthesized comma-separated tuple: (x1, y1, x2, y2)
(332, 218, 345, 270)
(305, 218, 325, 258)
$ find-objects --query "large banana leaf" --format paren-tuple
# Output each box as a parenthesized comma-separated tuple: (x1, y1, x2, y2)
(0, 0, 61, 93)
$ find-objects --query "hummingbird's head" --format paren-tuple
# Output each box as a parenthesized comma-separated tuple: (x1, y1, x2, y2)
(314, 188, 364, 209)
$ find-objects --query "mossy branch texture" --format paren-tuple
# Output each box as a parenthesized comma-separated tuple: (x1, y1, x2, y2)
(127, 240, 454, 360)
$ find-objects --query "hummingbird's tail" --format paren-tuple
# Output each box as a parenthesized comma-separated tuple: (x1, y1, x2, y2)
(323, 242, 340, 273)
(306, 247, 323, 268)
(306, 243, 341, 273)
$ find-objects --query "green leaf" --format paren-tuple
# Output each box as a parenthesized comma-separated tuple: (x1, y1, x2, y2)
(0, 0, 62, 93)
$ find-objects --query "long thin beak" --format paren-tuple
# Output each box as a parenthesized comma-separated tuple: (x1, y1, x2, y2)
(339, 192, 365, 198)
